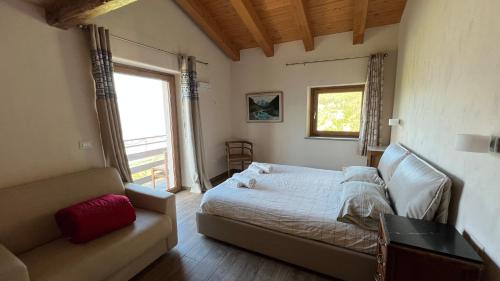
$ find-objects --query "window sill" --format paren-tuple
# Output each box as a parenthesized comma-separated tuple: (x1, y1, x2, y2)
(304, 136, 359, 141)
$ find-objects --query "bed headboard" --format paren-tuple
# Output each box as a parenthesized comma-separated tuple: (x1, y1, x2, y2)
(378, 144, 451, 224)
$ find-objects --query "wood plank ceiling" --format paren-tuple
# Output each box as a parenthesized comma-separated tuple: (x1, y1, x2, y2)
(30, 0, 406, 61)
(176, 0, 407, 60)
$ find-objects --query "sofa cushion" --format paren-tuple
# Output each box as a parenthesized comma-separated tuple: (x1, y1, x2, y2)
(0, 244, 29, 281)
(0, 168, 125, 255)
(377, 144, 410, 182)
(19, 209, 171, 281)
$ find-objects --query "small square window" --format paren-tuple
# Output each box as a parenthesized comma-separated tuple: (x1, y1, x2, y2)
(309, 85, 364, 138)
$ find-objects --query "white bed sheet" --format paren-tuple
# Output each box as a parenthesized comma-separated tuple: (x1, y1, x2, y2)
(200, 164, 379, 255)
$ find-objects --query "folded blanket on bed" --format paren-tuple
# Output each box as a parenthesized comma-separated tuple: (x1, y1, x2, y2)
(249, 162, 272, 174)
(231, 173, 256, 188)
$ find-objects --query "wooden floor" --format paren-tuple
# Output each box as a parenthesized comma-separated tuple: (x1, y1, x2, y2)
(132, 190, 338, 281)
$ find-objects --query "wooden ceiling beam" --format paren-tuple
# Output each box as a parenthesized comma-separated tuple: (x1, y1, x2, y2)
(290, 0, 314, 51)
(46, 0, 138, 29)
(229, 0, 274, 57)
(175, 0, 240, 61)
(352, 0, 369, 44)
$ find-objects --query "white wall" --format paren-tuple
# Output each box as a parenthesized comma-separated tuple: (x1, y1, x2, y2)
(0, 0, 233, 190)
(391, 0, 500, 279)
(91, 0, 233, 187)
(0, 0, 104, 188)
(230, 25, 399, 170)
(0, 0, 399, 189)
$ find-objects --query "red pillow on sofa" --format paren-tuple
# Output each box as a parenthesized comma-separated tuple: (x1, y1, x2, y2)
(55, 194, 136, 243)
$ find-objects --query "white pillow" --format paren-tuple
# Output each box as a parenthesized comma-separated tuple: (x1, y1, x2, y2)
(341, 166, 384, 185)
(387, 155, 449, 221)
(377, 144, 410, 182)
(337, 181, 394, 231)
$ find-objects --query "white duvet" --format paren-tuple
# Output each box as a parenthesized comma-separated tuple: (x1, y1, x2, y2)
(200, 164, 378, 255)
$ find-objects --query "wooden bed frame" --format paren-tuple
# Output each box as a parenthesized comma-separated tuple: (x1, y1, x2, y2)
(197, 212, 376, 281)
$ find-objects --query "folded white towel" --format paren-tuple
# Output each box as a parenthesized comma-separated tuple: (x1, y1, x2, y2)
(232, 173, 257, 188)
(252, 162, 272, 174)
(227, 178, 246, 188)
(247, 164, 265, 174)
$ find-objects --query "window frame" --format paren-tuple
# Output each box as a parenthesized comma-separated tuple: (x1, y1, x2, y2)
(309, 85, 365, 139)
(113, 63, 182, 193)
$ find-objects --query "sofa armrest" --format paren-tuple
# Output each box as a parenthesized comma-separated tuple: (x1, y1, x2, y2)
(0, 244, 30, 281)
(125, 183, 174, 214)
(125, 183, 178, 249)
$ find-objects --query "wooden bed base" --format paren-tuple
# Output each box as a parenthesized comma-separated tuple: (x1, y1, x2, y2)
(196, 212, 376, 281)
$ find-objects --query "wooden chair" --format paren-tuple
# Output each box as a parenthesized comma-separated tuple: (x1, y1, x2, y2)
(151, 151, 169, 190)
(225, 141, 253, 177)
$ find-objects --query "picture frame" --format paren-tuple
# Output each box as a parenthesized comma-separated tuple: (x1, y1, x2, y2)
(246, 91, 283, 123)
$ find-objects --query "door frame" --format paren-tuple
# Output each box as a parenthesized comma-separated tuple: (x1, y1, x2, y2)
(114, 63, 182, 193)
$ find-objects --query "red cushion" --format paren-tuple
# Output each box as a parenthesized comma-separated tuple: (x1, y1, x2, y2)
(55, 194, 136, 243)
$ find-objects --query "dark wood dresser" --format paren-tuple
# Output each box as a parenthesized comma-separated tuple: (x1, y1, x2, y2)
(376, 214, 483, 281)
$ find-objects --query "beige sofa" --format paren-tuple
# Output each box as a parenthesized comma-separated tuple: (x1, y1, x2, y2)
(0, 168, 177, 281)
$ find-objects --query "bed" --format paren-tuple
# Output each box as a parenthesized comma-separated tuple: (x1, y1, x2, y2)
(197, 144, 452, 281)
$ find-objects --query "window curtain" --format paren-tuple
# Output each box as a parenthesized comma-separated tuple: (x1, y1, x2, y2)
(87, 25, 132, 182)
(358, 53, 386, 156)
(180, 55, 212, 193)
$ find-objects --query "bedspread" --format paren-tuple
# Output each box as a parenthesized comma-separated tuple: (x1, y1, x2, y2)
(200, 164, 379, 255)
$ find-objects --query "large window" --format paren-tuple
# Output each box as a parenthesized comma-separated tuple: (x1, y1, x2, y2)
(113, 64, 181, 192)
(309, 85, 364, 138)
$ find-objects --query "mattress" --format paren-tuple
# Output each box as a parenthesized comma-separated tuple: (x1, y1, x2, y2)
(200, 164, 379, 255)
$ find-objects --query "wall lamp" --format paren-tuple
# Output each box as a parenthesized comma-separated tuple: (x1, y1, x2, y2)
(455, 134, 500, 153)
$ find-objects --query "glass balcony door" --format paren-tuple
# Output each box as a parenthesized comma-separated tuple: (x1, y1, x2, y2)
(113, 64, 180, 192)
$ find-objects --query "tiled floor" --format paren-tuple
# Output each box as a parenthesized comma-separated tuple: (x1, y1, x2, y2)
(131, 190, 338, 281)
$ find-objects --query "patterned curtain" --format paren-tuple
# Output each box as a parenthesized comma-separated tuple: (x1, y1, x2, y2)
(87, 25, 132, 182)
(180, 56, 212, 193)
(358, 53, 386, 156)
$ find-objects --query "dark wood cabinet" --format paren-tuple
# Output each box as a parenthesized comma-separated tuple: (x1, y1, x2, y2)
(376, 214, 483, 281)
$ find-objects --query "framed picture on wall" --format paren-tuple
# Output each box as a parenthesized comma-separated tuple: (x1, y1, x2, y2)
(246, 91, 283, 123)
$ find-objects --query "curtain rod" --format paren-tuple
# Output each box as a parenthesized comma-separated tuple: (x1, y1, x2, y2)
(77, 25, 208, 66)
(285, 53, 388, 67)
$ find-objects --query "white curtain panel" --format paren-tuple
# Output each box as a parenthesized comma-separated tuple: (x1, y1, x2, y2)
(87, 25, 132, 182)
(180, 55, 212, 193)
(358, 53, 386, 156)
